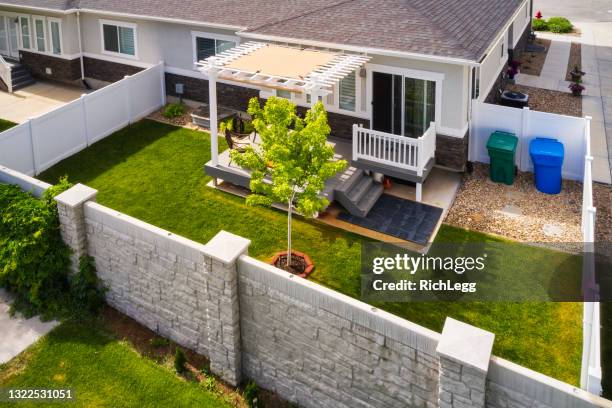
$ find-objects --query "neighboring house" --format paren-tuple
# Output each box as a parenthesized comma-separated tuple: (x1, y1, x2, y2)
(0, 0, 532, 172)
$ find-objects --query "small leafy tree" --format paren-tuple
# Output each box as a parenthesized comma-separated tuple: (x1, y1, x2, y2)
(231, 97, 346, 267)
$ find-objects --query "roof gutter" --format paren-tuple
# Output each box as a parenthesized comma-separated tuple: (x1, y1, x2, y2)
(239, 31, 479, 67)
(0, 3, 73, 14)
(75, 8, 246, 31)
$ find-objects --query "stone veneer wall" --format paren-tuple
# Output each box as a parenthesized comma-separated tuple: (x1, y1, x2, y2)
(436, 133, 469, 171)
(20, 51, 81, 84)
(83, 57, 144, 83)
(238, 256, 441, 408)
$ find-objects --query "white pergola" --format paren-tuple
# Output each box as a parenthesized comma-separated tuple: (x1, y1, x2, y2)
(197, 41, 370, 166)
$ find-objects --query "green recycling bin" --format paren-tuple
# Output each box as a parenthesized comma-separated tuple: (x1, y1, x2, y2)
(486, 131, 518, 185)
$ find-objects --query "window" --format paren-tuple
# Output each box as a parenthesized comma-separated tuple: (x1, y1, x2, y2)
(101, 21, 136, 57)
(501, 43, 505, 59)
(19, 16, 30, 49)
(193, 33, 236, 63)
(404, 78, 436, 138)
(48, 19, 61, 55)
(0, 17, 7, 53)
(276, 89, 292, 99)
(34, 17, 46, 52)
(338, 70, 356, 111)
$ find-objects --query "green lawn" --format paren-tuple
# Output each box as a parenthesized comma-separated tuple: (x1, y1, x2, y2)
(0, 319, 232, 407)
(0, 119, 16, 132)
(39, 120, 582, 385)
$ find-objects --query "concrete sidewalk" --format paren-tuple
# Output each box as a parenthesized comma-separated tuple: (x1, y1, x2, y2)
(516, 28, 612, 184)
(0, 289, 58, 364)
(579, 22, 612, 184)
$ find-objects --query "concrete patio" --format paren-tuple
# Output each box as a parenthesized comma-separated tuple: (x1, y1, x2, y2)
(0, 81, 86, 124)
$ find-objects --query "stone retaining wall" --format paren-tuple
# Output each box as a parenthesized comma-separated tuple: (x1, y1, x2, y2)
(238, 256, 441, 408)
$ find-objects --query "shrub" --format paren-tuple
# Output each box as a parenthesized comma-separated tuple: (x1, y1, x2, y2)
(547, 17, 573, 33)
(163, 102, 186, 119)
(70, 256, 107, 315)
(532, 18, 548, 31)
(174, 347, 187, 373)
(149, 337, 171, 347)
(243, 380, 259, 408)
(0, 178, 72, 318)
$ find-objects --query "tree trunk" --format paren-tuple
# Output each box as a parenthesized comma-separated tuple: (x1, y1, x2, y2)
(287, 192, 296, 267)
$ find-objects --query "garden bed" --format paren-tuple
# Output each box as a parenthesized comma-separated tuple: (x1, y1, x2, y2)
(565, 42, 582, 82)
(506, 83, 582, 117)
(148, 103, 198, 129)
(520, 38, 551, 76)
(38, 119, 583, 385)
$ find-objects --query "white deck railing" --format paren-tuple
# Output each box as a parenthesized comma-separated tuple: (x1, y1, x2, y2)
(352, 122, 436, 176)
(0, 55, 12, 93)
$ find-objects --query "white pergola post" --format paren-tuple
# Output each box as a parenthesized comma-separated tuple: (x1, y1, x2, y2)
(208, 57, 220, 167)
(309, 73, 321, 107)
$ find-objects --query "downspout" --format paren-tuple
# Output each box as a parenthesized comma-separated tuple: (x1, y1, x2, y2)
(76, 10, 90, 88)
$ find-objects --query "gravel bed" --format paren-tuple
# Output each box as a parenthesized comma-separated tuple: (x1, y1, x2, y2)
(565, 42, 582, 82)
(446, 163, 583, 245)
(506, 83, 582, 117)
(520, 38, 551, 76)
(593, 183, 612, 243)
(148, 104, 199, 129)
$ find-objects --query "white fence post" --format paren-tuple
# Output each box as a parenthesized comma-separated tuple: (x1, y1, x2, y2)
(519, 107, 530, 171)
(27, 118, 39, 175)
(125, 75, 132, 125)
(81, 93, 90, 146)
(159, 60, 166, 106)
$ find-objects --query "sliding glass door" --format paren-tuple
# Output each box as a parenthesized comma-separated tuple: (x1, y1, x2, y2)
(371, 71, 437, 138)
(404, 78, 436, 138)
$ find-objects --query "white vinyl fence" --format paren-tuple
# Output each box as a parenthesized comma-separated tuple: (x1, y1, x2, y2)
(580, 116, 601, 395)
(469, 101, 589, 181)
(0, 61, 166, 176)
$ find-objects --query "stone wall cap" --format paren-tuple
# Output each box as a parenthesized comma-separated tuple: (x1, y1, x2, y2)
(204, 230, 251, 265)
(436, 317, 494, 373)
(54, 183, 98, 207)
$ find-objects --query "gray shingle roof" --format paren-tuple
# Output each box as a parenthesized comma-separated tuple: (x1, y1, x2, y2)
(245, 0, 524, 61)
(1, 0, 524, 61)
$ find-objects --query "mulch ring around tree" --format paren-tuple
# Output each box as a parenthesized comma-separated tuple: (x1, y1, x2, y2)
(271, 251, 315, 278)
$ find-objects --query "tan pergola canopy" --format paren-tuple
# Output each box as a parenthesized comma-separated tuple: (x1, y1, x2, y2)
(197, 42, 370, 93)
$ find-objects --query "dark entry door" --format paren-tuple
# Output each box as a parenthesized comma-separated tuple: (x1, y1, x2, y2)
(372, 72, 392, 133)
(372, 72, 402, 135)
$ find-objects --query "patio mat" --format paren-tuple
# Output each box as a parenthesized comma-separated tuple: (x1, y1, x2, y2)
(337, 194, 443, 245)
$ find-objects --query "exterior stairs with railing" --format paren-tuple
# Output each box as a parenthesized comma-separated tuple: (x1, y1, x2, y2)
(0, 59, 35, 92)
(334, 168, 383, 218)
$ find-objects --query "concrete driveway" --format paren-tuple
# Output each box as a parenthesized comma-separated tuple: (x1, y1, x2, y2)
(0, 289, 58, 364)
(0, 81, 85, 124)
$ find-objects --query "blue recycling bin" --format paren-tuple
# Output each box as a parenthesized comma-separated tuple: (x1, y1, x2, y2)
(529, 138, 564, 194)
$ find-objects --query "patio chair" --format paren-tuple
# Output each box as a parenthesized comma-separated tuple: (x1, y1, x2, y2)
(225, 131, 253, 166)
